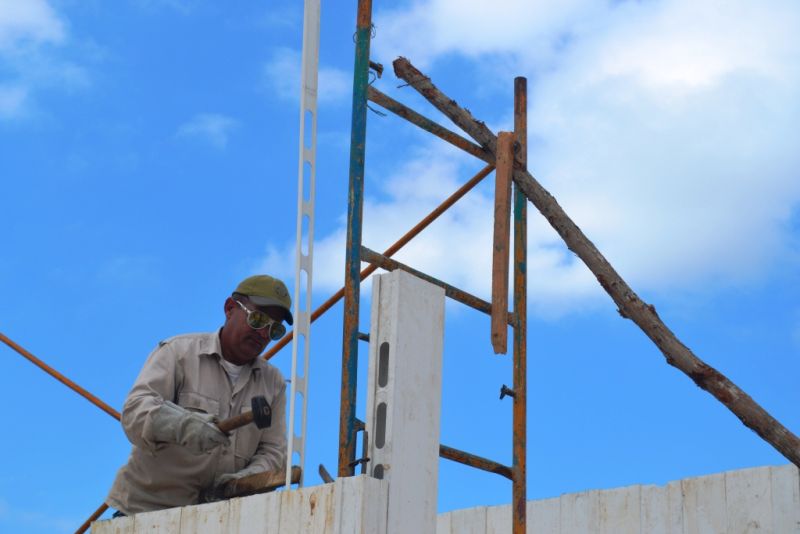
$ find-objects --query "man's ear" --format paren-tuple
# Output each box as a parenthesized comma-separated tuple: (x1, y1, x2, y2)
(223, 297, 235, 319)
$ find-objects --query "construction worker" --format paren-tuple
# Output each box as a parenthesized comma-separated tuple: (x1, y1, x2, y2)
(106, 275, 292, 516)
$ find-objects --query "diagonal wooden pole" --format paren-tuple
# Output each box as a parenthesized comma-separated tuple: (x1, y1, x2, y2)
(392, 56, 800, 468)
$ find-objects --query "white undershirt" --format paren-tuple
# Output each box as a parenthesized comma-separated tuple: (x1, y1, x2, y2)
(219, 357, 244, 385)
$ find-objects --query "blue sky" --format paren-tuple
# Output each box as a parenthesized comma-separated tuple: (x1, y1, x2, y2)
(2, 0, 799, 532)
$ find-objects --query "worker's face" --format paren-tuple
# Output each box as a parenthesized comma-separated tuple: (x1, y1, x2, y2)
(220, 297, 285, 365)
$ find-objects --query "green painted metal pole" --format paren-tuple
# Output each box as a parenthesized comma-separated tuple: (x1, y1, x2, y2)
(339, 0, 373, 477)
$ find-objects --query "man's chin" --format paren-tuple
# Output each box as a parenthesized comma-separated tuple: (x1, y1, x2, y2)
(244, 339, 267, 357)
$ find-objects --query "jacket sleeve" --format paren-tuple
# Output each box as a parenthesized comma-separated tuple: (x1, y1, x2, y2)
(121, 341, 182, 451)
(243, 375, 288, 474)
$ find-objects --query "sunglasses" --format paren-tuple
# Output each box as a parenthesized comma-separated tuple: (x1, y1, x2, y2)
(235, 299, 287, 341)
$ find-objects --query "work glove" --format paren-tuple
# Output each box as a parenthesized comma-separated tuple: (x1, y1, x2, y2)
(202, 465, 264, 502)
(149, 401, 230, 454)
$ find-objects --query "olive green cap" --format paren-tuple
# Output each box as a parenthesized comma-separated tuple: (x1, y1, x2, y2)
(234, 274, 293, 325)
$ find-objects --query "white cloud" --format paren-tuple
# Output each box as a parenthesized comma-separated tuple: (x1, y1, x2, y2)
(259, 143, 605, 318)
(176, 113, 239, 149)
(0, 0, 88, 119)
(263, 0, 800, 317)
(262, 47, 351, 104)
(373, 0, 602, 68)
(0, 0, 65, 50)
(521, 0, 800, 292)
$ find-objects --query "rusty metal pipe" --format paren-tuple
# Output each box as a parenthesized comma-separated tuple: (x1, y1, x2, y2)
(339, 0, 375, 477)
(367, 87, 493, 164)
(261, 164, 494, 362)
(75, 502, 109, 534)
(512, 76, 529, 534)
(439, 444, 513, 480)
(360, 246, 514, 326)
(0, 332, 121, 420)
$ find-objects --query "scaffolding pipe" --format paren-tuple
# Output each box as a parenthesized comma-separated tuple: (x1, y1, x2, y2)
(261, 163, 494, 364)
(339, 0, 373, 477)
(0, 332, 120, 420)
(367, 86, 492, 163)
(360, 246, 514, 326)
(512, 76, 529, 534)
(392, 55, 800, 470)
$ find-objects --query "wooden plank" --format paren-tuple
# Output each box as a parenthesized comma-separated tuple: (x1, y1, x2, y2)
(228, 492, 281, 534)
(682, 472, 726, 534)
(333, 477, 360, 534)
(485, 504, 511, 534)
(597, 485, 640, 534)
(333, 475, 389, 534)
(490, 131, 514, 354)
(641, 484, 669, 534)
(449, 506, 487, 534)
(771, 464, 800, 533)
(133, 507, 181, 533)
(178, 500, 229, 534)
(278, 484, 335, 534)
(560, 490, 599, 533)
(92, 516, 134, 534)
(641, 481, 684, 534)
(527, 496, 560, 534)
(726, 466, 773, 532)
(436, 512, 452, 534)
(363, 476, 389, 534)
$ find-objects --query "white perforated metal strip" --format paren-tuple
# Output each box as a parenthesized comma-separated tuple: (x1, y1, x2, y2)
(286, 0, 320, 489)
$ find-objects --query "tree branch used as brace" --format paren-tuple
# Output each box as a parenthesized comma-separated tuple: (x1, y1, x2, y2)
(392, 56, 800, 468)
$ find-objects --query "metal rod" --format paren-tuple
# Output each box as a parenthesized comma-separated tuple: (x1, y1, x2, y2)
(512, 76, 528, 534)
(261, 164, 494, 363)
(439, 444, 513, 480)
(318, 463, 335, 484)
(367, 87, 492, 164)
(360, 246, 514, 326)
(394, 54, 800, 469)
(339, 0, 373, 477)
(491, 132, 515, 354)
(75, 502, 109, 534)
(0, 332, 121, 420)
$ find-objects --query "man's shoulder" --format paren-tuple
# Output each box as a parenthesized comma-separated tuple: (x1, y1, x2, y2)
(156, 332, 220, 355)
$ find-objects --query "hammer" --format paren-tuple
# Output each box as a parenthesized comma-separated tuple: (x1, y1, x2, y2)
(216, 396, 272, 434)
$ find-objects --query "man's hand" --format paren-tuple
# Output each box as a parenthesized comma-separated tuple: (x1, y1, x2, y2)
(150, 401, 230, 454)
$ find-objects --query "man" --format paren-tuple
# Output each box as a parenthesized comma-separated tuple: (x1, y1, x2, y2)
(106, 274, 292, 515)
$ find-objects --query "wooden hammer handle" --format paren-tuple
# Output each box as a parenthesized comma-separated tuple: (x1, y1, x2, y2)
(216, 410, 253, 434)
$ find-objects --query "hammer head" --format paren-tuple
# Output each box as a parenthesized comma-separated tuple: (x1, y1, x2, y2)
(251, 395, 272, 429)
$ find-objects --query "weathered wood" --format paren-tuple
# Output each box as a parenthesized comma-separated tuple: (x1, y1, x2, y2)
(770, 464, 800, 533)
(178, 500, 229, 534)
(682, 472, 726, 534)
(91, 515, 133, 534)
(527, 497, 559, 534)
(485, 505, 512, 534)
(392, 55, 800, 469)
(228, 492, 281, 534)
(491, 132, 514, 354)
(726, 466, 773, 532)
(450, 506, 487, 534)
(560, 490, 599, 533)
(134, 507, 181, 534)
(219, 465, 302, 499)
(597, 485, 641, 534)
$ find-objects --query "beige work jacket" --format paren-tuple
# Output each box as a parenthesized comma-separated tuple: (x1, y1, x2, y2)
(106, 331, 287, 515)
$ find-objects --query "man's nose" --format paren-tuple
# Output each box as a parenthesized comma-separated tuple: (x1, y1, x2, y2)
(255, 326, 272, 340)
